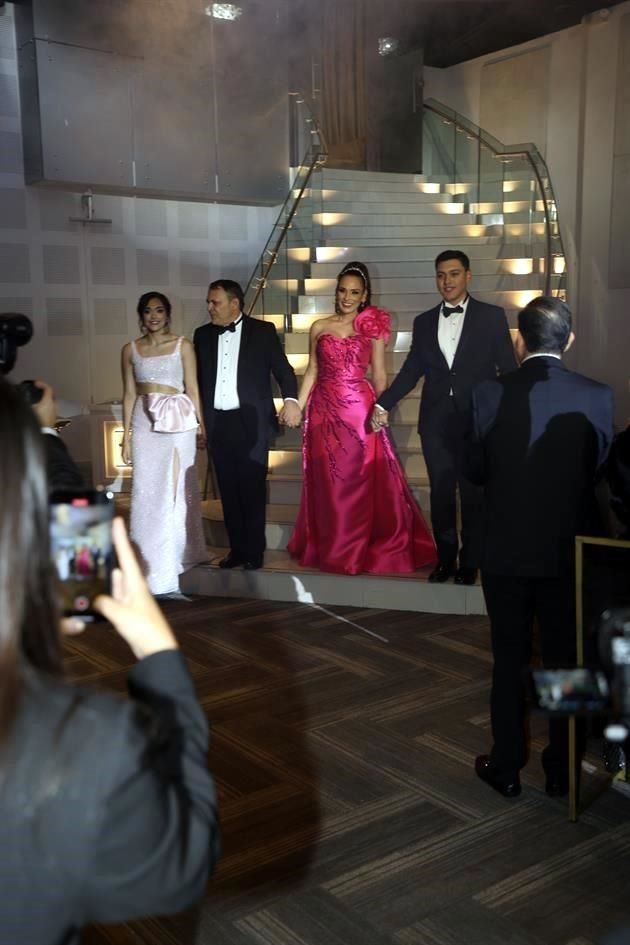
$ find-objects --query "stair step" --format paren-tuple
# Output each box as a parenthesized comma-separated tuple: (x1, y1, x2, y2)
(320, 235, 501, 247)
(321, 190, 453, 205)
(296, 290, 535, 315)
(322, 223, 490, 239)
(314, 244, 503, 263)
(309, 258, 534, 278)
(322, 169, 429, 183)
(317, 201, 468, 215)
(181, 551, 487, 615)
(300, 274, 544, 295)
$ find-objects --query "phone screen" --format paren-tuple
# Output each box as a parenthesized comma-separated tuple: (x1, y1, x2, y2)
(530, 668, 611, 715)
(50, 490, 115, 620)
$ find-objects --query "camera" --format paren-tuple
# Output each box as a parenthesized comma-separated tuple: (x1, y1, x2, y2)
(0, 313, 33, 375)
(531, 607, 630, 744)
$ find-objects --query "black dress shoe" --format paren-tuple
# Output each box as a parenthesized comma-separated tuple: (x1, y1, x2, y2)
(545, 776, 569, 798)
(428, 563, 455, 583)
(454, 567, 478, 586)
(475, 754, 521, 798)
(243, 558, 263, 571)
(219, 552, 243, 569)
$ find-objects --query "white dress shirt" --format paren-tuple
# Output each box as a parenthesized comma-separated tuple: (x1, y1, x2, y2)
(438, 294, 469, 370)
(213, 316, 243, 410)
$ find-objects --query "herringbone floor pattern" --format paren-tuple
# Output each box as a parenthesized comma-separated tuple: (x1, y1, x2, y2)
(73, 597, 629, 945)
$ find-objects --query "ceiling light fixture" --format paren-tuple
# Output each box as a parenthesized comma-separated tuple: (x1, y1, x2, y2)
(205, 3, 243, 20)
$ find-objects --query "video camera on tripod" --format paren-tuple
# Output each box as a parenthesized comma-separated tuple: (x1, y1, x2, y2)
(0, 313, 34, 376)
(531, 607, 630, 746)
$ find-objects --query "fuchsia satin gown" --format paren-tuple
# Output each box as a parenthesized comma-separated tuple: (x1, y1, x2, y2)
(287, 308, 437, 575)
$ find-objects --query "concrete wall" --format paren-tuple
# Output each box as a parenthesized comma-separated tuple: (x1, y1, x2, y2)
(0, 4, 276, 470)
(425, 3, 630, 422)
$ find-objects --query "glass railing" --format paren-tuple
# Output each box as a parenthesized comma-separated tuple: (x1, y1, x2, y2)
(244, 93, 327, 330)
(422, 98, 566, 299)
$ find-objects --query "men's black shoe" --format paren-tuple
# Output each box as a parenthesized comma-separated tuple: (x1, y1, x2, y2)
(454, 567, 478, 586)
(428, 563, 455, 583)
(219, 552, 243, 569)
(544, 775, 569, 798)
(475, 754, 521, 798)
(243, 558, 263, 571)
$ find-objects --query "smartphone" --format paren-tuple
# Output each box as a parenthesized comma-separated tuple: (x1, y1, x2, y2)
(49, 489, 115, 621)
(530, 668, 611, 715)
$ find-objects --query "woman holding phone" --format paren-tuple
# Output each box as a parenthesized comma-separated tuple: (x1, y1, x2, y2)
(0, 376, 219, 943)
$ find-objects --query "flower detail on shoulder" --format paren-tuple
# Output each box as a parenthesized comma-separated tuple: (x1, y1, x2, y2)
(354, 306, 391, 343)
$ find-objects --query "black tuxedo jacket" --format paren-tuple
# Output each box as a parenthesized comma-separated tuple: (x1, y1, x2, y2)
(378, 296, 516, 430)
(44, 433, 85, 492)
(0, 651, 219, 945)
(466, 356, 614, 577)
(194, 316, 298, 460)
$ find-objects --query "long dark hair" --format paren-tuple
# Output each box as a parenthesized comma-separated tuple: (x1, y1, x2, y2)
(0, 377, 62, 746)
(335, 261, 372, 313)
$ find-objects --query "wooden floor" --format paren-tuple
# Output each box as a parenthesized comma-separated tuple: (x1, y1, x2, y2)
(74, 596, 630, 945)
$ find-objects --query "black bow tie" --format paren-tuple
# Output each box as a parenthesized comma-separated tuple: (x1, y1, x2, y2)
(216, 317, 242, 335)
(442, 304, 464, 317)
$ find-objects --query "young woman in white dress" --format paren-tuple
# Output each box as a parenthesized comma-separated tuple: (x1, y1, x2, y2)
(121, 292, 207, 596)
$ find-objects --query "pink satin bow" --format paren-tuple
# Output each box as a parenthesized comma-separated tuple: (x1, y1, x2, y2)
(145, 393, 198, 433)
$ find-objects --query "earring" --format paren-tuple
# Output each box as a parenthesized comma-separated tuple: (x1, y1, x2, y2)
(358, 301, 366, 313)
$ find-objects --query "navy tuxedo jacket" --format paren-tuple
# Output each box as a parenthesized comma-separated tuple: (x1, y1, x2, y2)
(466, 356, 614, 577)
(378, 296, 516, 429)
(194, 316, 298, 457)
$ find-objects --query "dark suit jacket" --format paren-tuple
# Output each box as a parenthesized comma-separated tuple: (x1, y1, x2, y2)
(0, 650, 219, 945)
(44, 433, 85, 492)
(465, 356, 614, 577)
(378, 296, 516, 430)
(194, 316, 298, 462)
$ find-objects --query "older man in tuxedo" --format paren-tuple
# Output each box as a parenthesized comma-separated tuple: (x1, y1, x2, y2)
(194, 279, 300, 571)
(467, 296, 614, 798)
(372, 250, 516, 585)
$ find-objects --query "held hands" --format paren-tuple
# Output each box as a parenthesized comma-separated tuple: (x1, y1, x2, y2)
(61, 518, 178, 660)
(370, 405, 389, 432)
(279, 400, 302, 429)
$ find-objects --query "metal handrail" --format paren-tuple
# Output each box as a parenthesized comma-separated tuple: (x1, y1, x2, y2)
(245, 93, 328, 318)
(424, 98, 565, 296)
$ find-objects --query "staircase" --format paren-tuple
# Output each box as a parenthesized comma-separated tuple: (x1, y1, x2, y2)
(184, 159, 561, 613)
(182, 97, 566, 611)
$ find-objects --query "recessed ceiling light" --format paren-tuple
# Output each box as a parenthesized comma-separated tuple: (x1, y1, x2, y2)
(205, 3, 243, 20)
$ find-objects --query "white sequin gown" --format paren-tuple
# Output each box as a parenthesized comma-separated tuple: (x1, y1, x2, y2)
(130, 337, 207, 595)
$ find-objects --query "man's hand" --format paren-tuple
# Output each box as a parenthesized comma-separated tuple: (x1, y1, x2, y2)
(279, 400, 302, 429)
(370, 405, 389, 432)
(32, 380, 57, 429)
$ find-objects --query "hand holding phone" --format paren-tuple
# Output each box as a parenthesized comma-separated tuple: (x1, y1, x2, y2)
(94, 518, 178, 660)
(50, 489, 115, 621)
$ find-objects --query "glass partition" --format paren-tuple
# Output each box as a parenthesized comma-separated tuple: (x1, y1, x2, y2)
(244, 93, 327, 332)
(422, 99, 566, 300)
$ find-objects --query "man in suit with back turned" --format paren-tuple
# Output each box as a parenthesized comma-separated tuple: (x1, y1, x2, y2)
(194, 279, 300, 571)
(371, 250, 516, 585)
(467, 296, 614, 799)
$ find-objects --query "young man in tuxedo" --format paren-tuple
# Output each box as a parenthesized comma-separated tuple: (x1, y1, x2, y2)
(466, 296, 614, 798)
(194, 279, 300, 571)
(371, 250, 516, 585)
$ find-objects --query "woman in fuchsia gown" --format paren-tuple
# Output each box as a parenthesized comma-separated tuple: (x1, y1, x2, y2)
(287, 261, 436, 575)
